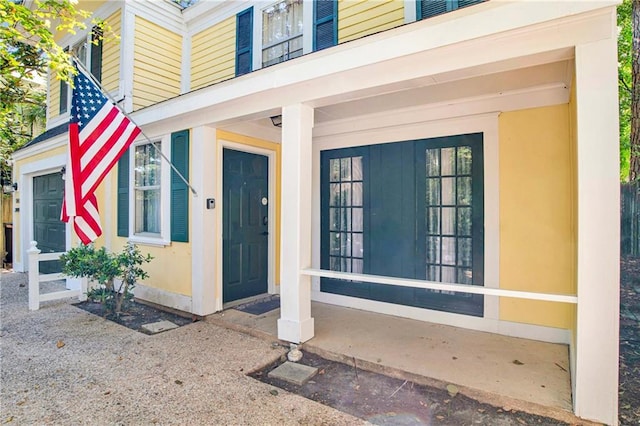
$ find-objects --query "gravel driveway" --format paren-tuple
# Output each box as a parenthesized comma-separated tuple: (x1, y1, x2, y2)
(0, 271, 362, 425)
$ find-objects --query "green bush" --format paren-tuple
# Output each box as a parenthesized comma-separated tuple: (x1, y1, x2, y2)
(60, 243, 153, 317)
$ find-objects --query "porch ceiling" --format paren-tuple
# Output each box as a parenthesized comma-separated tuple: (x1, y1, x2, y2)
(314, 58, 573, 123)
(230, 49, 574, 138)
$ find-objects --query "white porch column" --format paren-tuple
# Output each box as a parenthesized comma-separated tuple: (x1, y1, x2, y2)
(574, 31, 620, 425)
(191, 126, 218, 316)
(278, 104, 315, 343)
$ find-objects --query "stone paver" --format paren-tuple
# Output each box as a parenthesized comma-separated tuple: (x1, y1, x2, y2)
(141, 320, 179, 334)
(268, 361, 318, 386)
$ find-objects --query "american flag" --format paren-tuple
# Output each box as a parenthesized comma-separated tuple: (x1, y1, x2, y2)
(62, 63, 141, 244)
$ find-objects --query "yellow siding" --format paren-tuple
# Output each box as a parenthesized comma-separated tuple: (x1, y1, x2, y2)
(112, 238, 193, 296)
(133, 16, 182, 110)
(191, 16, 236, 90)
(102, 9, 121, 93)
(48, 71, 61, 121)
(498, 105, 576, 329)
(338, 0, 404, 43)
(216, 130, 281, 288)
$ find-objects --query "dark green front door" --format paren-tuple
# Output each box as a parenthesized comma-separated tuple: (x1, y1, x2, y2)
(223, 149, 269, 303)
(33, 173, 65, 274)
(321, 134, 484, 316)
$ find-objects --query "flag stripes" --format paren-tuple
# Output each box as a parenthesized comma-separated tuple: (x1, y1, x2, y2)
(62, 62, 141, 245)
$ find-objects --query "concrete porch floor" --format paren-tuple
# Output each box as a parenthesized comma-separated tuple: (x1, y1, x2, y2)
(209, 302, 575, 422)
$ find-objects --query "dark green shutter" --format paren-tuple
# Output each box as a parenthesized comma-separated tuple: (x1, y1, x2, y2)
(59, 48, 69, 114)
(314, 0, 337, 51)
(418, 0, 448, 19)
(59, 80, 68, 114)
(171, 130, 190, 242)
(417, 0, 484, 20)
(117, 149, 129, 237)
(90, 27, 103, 83)
(458, 0, 484, 8)
(235, 8, 253, 77)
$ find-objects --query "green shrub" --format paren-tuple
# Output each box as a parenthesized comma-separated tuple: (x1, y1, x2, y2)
(60, 243, 153, 317)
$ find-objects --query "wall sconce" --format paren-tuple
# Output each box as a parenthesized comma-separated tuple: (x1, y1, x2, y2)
(270, 115, 282, 128)
(2, 182, 17, 194)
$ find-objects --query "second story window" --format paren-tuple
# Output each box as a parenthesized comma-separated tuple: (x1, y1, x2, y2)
(262, 0, 304, 67)
(59, 28, 103, 115)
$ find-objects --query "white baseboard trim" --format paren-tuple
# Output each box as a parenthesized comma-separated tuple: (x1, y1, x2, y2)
(311, 290, 571, 345)
(134, 284, 193, 314)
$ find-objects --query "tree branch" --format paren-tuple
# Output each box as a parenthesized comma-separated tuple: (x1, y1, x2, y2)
(620, 74, 633, 95)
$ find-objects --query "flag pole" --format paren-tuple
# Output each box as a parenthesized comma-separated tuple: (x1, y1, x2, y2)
(71, 57, 198, 197)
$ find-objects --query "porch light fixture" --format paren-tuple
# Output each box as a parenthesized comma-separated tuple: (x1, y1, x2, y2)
(270, 115, 283, 127)
(2, 182, 17, 194)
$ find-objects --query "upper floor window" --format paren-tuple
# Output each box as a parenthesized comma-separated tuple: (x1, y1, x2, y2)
(262, 0, 304, 67)
(417, 0, 485, 20)
(59, 28, 103, 114)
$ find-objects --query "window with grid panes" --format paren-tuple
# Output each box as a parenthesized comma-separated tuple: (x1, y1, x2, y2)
(134, 142, 162, 235)
(328, 156, 364, 274)
(425, 146, 474, 293)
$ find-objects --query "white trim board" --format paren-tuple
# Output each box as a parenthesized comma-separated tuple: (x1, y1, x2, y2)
(12, 136, 66, 161)
(134, 284, 192, 314)
(304, 269, 577, 304)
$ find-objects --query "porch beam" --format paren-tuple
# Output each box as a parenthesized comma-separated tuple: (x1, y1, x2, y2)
(573, 23, 620, 426)
(277, 104, 315, 343)
(302, 269, 577, 304)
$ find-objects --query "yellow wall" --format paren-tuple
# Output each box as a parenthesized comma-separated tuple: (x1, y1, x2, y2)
(338, 0, 404, 43)
(191, 16, 236, 90)
(102, 10, 122, 93)
(216, 130, 282, 288)
(498, 104, 576, 329)
(133, 16, 182, 110)
(111, 237, 193, 297)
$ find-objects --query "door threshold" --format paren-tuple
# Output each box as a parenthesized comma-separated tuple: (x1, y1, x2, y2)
(223, 293, 272, 310)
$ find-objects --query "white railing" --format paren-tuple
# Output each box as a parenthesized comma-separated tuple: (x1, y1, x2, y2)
(302, 268, 578, 304)
(28, 241, 87, 311)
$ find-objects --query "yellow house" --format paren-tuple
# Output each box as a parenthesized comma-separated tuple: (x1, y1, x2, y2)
(12, 0, 620, 424)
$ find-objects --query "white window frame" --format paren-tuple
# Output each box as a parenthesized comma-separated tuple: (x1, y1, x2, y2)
(128, 136, 171, 247)
(254, 0, 312, 71)
(48, 31, 97, 129)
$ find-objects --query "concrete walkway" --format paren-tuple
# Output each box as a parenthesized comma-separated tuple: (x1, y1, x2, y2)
(212, 301, 579, 423)
(0, 271, 360, 425)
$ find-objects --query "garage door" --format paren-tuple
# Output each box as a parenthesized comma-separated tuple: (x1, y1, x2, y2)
(33, 173, 65, 274)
